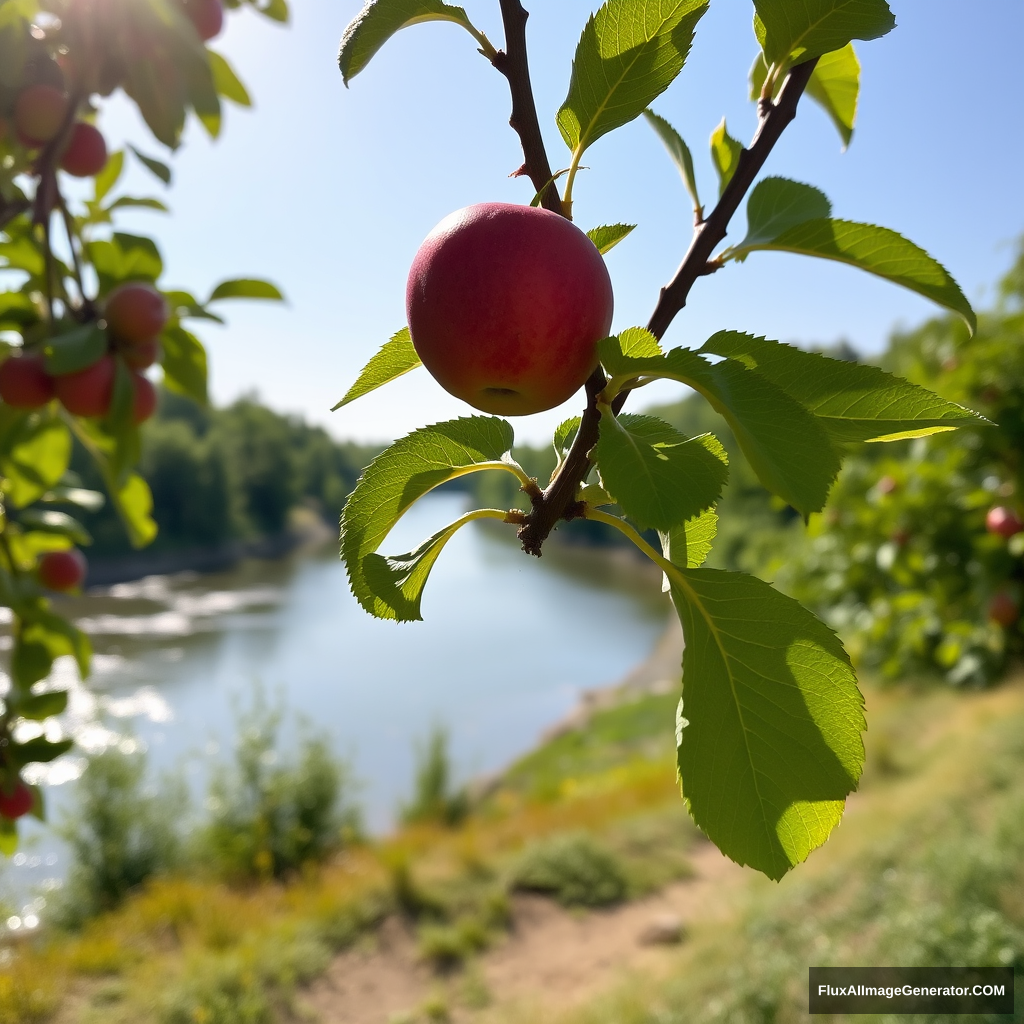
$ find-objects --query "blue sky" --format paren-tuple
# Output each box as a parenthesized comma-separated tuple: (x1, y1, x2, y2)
(100, 0, 1024, 445)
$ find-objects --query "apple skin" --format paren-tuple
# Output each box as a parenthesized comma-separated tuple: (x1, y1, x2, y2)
(38, 548, 87, 592)
(55, 355, 116, 417)
(986, 506, 1023, 539)
(133, 372, 157, 423)
(13, 84, 68, 145)
(182, 0, 224, 40)
(0, 780, 34, 820)
(0, 353, 56, 408)
(406, 203, 614, 416)
(988, 592, 1019, 629)
(104, 282, 169, 344)
(60, 122, 108, 177)
(123, 338, 162, 370)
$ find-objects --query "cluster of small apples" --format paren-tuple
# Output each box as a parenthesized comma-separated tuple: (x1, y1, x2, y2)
(985, 506, 1023, 628)
(7, 82, 108, 177)
(0, 282, 167, 422)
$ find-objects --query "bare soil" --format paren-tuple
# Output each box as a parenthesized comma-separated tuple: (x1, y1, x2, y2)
(303, 842, 746, 1024)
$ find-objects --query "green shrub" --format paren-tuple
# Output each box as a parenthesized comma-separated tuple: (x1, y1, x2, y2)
(55, 745, 186, 926)
(201, 692, 361, 881)
(511, 833, 627, 907)
(160, 954, 272, 1024)
(400, 726, 469, 828)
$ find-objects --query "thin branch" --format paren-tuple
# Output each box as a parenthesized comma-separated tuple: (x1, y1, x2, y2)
(517, 57, 820, 555)
(490, 0, 565, 216)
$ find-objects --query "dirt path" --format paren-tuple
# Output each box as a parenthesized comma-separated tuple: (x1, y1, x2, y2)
(304, 842, 746, 1024)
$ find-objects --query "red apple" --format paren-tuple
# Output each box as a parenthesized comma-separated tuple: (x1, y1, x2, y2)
(104, 282, 169, 344)
(59, 122, 108, 177)
(123, 338, 162, 370)
(0, 352, 56, 408)
(986, 506, 1023, 539)
(38, 548, 87, 591)
(182, 0, 223, 40)
(406, 203, 614, 416)
(0, 779, 34, 820)
(133, 372, 157, 423)
(988, 592, 1019, 628)
(13, 84, 68, 146)
(55, 354, 115, 417)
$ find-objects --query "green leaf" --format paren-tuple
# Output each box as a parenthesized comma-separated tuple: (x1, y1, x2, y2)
(643, 109, 701, 214)
(735, 177, 831, 250)
(341, 417, 521, 619)
(557, 0, 709, 158)
(208, 50, 252, 106)
(805, 43, 860, 147)
(0, 819, 17, 856)
(15, 690, 69, 721)
(15, 510, 91, 545)
(163, 290, 225, 324)
(333, 327, 421, 410)
(667, 567, 863, 879)
(0, 235, 44, 277)
(593, 413, 728, 531)
(339, 0, 481, 85)
(114, 473, 158, 548)
(699, 332, 986, 444)
(103, 359, 141, 484)
(40, 485, 106, 512)
(183, 47, 222, 139)
(362, 509, 505, 622)
(709, 117, 743, 197)
(659, 507, 717, 570)
(105, 197, 170, 213)
(16, 603, 91, 684)
(598, 337, 841, 515)
(753, 0, 894, 67)
(207, 278, 284, 302)
(42, 324, 107, 375)
(87, 233, 163, 290)
(12, 736, 74, 767)
(553, 417, 582, 465)
(128, 145, 173, 186)
(0, 292, 40, 330)
(585, 224, 636, 256)
(161, 325, 208, 405)
(0, 410, 72, 508)
(94, 150, 126, 202)
(729, 218, 976, 333)
(618, 326, 662, 358)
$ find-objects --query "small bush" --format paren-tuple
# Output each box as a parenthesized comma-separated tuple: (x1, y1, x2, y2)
(511, 833, 627, 907)
(160, 953, 272, 1024)
(201, 693, 361, 881)
(400, 726, 469, 827)
(55, 744, 186, 926)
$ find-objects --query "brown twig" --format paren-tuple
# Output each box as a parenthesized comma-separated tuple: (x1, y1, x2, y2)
(489, 0, 565, 216)
(514, 57, 820, 556)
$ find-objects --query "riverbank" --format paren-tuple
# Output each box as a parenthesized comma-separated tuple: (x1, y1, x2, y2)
(7, 628, 1022, 1023)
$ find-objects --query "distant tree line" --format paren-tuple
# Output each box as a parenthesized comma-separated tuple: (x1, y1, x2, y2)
(75, 390, 381, 558)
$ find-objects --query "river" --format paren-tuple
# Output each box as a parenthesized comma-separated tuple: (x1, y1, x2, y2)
(3, 492, 670, 918)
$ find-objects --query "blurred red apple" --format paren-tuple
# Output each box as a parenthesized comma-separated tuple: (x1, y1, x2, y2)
(406, 203, 614, 416)
(986, 506, 1023, 539)
(104, 282, 169, 345)
(0, 352, 56, 408)
(13, 84, 68, 145)
(38, 548, 87, 592)
(988, 592, 1019, 628)
(55, 355, 115, 417)
(0, 779, 34, 820)
(60, 122, 108, 177)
